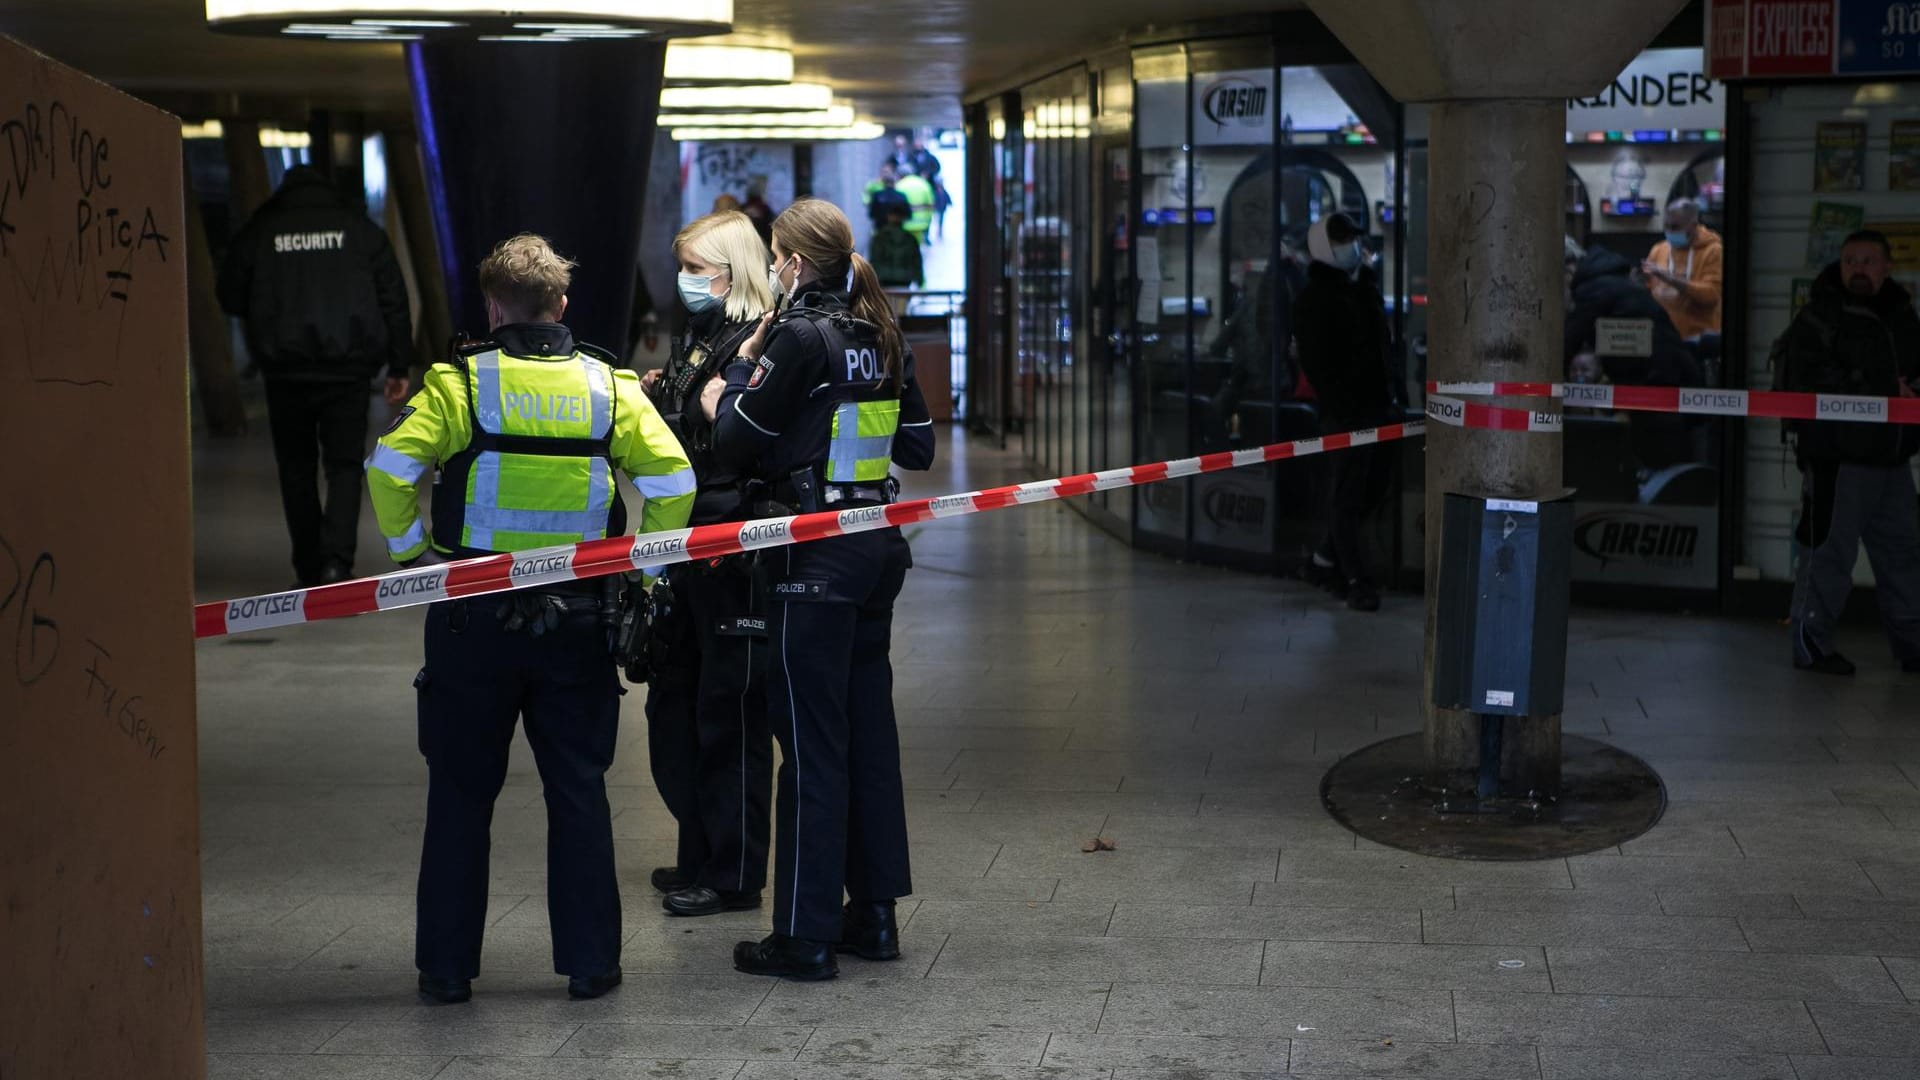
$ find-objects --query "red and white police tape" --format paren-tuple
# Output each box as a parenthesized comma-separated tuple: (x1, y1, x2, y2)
(1422, 394, 1562, 433)
(1428, 380, 1920, 426)
(197, 420, 1443, 639)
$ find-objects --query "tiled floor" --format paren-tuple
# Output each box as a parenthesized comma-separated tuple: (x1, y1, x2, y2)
(193, 402, 1920, 1079)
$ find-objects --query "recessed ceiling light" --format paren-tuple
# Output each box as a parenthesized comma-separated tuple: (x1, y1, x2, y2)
(665, 41, 793, 86)
(660, 83, 835, 113)
(670, 122, 886, 142)
(207, 2, 732, 38)
(658, 105, 857, 128)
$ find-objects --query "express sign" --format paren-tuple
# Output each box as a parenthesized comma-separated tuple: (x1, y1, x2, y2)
(1711, 0, 1920, 77)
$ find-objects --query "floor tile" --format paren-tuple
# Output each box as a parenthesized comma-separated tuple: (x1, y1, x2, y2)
(928, 935, 1263, 984)
(1041, 1033, 1291, 1072)
(750, 979, 1109, 1033)
(1106, 902, 1420, 943)
(1259, 941, 1549, 993)
(1423, 910, 1749, 951)
(1805, 1002, 1920, 1056)
(798, 1029, 1049, 1066)
(1453, 991, 1826, 1053)
(1286, 1039, 1540, 1079)
(556, 1024, 813, 1060)
(1546, 946, 1904, 1001)
(1097, 983, 1454, 1041)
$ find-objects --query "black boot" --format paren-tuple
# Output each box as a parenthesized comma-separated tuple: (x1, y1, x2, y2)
(567, 968, 623, 1000)
(417, 973, 472, 1005)
(838, 900, 901, 961)
(651, 866, 694, 893)
(733, 933, 838, 980)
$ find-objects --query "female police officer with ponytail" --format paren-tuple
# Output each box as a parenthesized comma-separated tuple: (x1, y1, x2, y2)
(639, 210, 777, 918)
(700, 197, 935, 979)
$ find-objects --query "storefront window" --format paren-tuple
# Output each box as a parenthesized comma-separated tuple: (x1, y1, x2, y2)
(1563, 47, 1728, 595)
(1132, 45, 1193, 549)
(1742, 81, 1920, 586)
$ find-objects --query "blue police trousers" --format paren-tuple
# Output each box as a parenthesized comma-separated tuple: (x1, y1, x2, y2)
(763, 528, 915, 942)
(414, 596, 622, 980)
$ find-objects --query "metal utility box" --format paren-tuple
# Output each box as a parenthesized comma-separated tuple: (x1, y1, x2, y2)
(1432, 493, 1572, 718)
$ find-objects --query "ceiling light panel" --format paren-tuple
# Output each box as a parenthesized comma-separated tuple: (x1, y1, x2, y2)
(659, 82, 833, 113)
(670, 122, 886, 142)
(658, 106, 855, 128)
(664, 42, 793, 86)
(207, 1, 731, 37)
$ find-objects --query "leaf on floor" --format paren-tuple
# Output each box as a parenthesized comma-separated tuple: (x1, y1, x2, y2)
(1080, 837, 1117, 853)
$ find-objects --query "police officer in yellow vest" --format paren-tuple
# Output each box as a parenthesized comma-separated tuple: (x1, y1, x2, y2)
(700, 198, 935, 980)
(366, 234, 695, 1005)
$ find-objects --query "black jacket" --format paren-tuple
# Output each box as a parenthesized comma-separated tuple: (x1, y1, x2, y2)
(1291, 261, 1394, 428)
(1786, 265, 1920, 466)
(710, 282, 936, 480)
(1564, 249, 1699, 387)
(217, 170, 412, 382)
(648, 306, 760, 524)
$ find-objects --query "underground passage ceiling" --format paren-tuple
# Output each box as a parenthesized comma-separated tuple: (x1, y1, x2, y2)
(0, 0, 1303, 119)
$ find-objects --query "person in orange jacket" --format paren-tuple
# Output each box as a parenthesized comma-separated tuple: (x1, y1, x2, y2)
(1641, 198, 1723, 342)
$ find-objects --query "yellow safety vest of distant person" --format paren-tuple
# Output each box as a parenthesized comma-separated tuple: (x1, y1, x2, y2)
(895, 173, 935, 241)
(366, 341, 695, 566)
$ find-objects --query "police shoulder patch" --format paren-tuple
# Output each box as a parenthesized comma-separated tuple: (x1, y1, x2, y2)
(747, 356, 775, 389)
(381, 406, 416, 436)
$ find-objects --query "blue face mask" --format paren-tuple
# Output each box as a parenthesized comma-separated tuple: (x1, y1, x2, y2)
(1664, 229, 1691, 249)
(677, 271, 727, 314)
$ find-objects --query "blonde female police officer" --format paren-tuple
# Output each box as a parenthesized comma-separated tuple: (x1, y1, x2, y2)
(367, 235, 694, 1004)
(640, 210, 777, 917)
(700, 197, 935, 979)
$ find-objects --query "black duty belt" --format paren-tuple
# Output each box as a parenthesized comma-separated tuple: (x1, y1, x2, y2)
(766, 477, 898, 512)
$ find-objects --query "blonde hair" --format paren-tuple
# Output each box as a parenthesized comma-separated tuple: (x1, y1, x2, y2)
(673, 210, 774, 323)
(771, 197, 904, 387)
(478, 233, 575, 322)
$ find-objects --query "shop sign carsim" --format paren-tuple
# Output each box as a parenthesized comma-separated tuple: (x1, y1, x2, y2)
(1194, 68, 1273, 147)
(1571, 504, 1719, 588)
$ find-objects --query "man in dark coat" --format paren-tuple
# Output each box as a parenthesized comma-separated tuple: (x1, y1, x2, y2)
(1785, 230, 1920, 676)
(219, 166, 412, 586)
(1564, 247, 1700, 388)
(1291, 212, 1395, 612)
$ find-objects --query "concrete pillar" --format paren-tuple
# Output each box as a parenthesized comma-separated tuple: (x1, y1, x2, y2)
(183, 156, 249, 437)
(1305, 0, 1689, 794)
(406, 39, 666, 357)
(386, 129, 453, 375)
(1422, 99, 1567, 790)
(222, 120, 272, 223)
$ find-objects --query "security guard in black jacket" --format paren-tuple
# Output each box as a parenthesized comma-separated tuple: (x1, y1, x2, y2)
(702, 198, 936, 980)
(641, 211, 778, 917)
(218, 165, 413, 586)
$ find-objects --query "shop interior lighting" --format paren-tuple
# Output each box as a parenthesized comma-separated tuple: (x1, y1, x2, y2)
(670, 122, 887, 142)
(206, 1, 731, 38)
(181, 120, 315, 148)
(258, 127, 313, 148)
(660, 82, 834, 113)
(665, 41, 793, 86)
(658, 105, 855, 128)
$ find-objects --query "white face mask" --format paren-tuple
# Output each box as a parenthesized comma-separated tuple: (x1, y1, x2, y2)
(768, 255, 795, 300)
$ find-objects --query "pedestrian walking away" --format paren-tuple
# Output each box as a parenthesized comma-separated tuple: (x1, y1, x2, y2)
(218, 165, 413, 587)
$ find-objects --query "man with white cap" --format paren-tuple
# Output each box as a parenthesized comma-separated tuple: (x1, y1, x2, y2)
(1291, 212, 1395, 611)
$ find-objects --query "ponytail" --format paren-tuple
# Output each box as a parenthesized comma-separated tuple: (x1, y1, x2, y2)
(847, 251, 906, 391)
